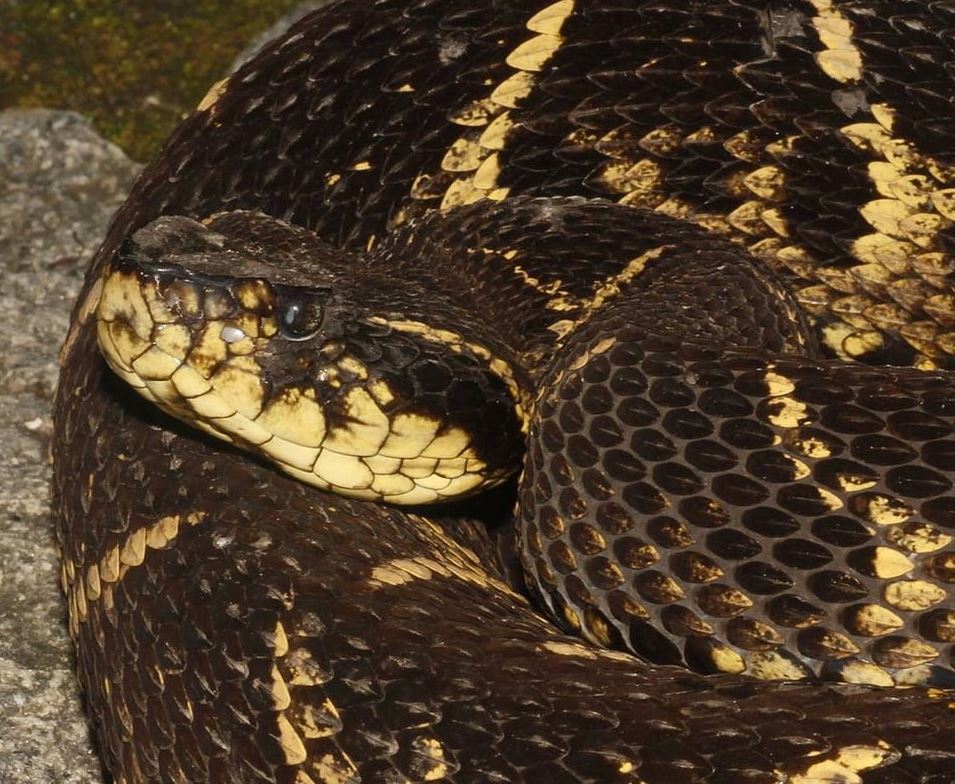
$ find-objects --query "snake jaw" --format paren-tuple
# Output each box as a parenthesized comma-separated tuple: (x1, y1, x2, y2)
(95, 213, 526, 505)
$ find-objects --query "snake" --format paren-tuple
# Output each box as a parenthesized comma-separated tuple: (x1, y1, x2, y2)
(51, 1, 955, 782)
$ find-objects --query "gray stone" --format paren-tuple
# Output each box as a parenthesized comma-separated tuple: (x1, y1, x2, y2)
(0, 108, 140, 784)
(0, 5, 330, 780)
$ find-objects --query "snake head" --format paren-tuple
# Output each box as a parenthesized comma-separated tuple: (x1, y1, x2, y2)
(96, 211, 527, 504)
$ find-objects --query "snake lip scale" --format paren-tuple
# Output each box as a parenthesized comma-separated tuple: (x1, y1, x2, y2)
(53, 1, 955, 782)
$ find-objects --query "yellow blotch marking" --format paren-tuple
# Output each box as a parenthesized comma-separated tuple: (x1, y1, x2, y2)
(273, 621, 289, 658)
(585, 612, 615, 647)
(472, 153, 503, 190)
(864, 495, 913, 526)
(749, 651, 812, 681)
(789, 741, 896, 783)
(489, 71, 536, 108)
(764, 396, 811, 429)
(433, 2, 573, 210)
(312, 752, 360, 784)
(366, 379, 395, 408)
(196, 77, 229, 111)
(843, 330, 886, 360)
(233, 279, 272, 311)
(99, 546, 121, 583)
(414, 737, 449, 781)
(337, 356, 368, 381)
(586, 247, 671, 311)
(284, 650, 329, 688)
(441, 137, 485, 172)
(448, 97, 498, 127)
(618, 761, 635, 774)
(834, 471, 877, 493)
(368, 553, 517, 598)
(349, 161, 372, 171)
(119, 527, 147, 567)
(506, 33, 565, 72)
(526, 0, 575, 35)
(838, 661, 895, 687)
(850, 604, 904, 637)
(783, 455, 812, 481)
(84, 563, 101, 602)
(602, 158, 665, 202)
(884, 579, 946, 612)
(809, 0, 863, 83)
(887, 523, 951, 554)
(72, 513, 206, 627)
(297, 698, 343, 740)
(540, 640, 598, 659)
(789, 435, 833, 459)
(870, 103, 896, 132)
(743, 165, 786, 201)
(478, 113, 517, 151)
(763, 371, 796, 397)
(271, 666, 292, 711)
(887, 638, 940, 668)
(859, 199, 915, 237)
(870, 547, 913, 579)
(931, 188, 955, 220)
(276, 714, 307, 765)
(710, 644, 746, 675)
(325, 173, 341, 186)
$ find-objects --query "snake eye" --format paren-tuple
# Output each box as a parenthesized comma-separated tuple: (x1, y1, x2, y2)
(276, 288, 326, 341)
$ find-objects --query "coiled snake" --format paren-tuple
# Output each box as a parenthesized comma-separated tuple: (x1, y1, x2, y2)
(53, 1, 955, 782)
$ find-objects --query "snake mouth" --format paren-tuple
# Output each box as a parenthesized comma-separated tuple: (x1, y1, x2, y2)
(94, 213, 523, 505)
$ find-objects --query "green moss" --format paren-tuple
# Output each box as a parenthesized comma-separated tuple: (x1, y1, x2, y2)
(0, 1, 303, 162)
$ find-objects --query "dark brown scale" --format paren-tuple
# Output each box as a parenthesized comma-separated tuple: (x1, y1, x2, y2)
(697, 585, 752, 619)
(808, 571, 870, 604)
(661, 605, 713, 638)
(613, 537, 661, 571)
(678, 497, 732, 529)
(726, 618, 783, 652)
(767, 595, 826, 630)
(646, 516, 695, 549)
(669, 551, 724, 584)
(797, 628, 860, 662)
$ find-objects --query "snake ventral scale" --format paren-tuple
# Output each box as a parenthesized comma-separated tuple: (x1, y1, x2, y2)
(53, 1, 955, 783)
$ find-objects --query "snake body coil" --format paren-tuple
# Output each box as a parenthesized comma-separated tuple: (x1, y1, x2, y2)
(53, 1, 955, 782)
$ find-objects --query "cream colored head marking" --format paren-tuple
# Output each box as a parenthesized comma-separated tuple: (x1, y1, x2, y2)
(96, 255, 501, 505)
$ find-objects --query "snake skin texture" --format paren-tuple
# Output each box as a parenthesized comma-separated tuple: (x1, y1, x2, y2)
(52, 1, 955, 782)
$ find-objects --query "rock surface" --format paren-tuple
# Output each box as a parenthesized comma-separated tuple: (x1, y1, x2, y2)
(0, 108, 140, 784)
(0, 5, 332, 780)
